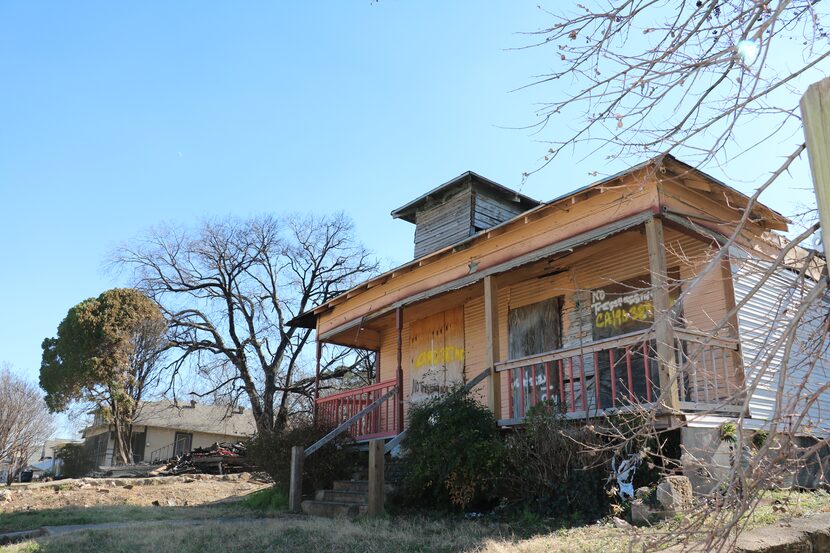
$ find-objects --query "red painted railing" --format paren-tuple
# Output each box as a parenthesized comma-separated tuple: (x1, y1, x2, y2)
(315, 379, 399, 441)
(497, 328, 741, 419)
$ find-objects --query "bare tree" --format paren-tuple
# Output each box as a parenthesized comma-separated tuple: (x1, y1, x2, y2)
(521, 0, 829, 176)
(115, 213, 377, 436)
(511, 2, 830, 550)
(0, 368, 53, 485)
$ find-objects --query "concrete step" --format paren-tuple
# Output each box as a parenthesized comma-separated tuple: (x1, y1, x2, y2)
(332, 480, 368, 493)
(301, 499, 368, 518)
(315, 489, 368, 503)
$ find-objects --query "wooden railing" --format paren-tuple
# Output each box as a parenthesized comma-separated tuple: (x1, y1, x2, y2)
(495, 328, 742, 421)
(674, 328, 743, 412)
(315, 379, 399, 442)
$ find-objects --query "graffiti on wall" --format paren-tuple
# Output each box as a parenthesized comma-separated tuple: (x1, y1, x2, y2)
(590, 271, 681, 340)
(409, 308, 465, 404)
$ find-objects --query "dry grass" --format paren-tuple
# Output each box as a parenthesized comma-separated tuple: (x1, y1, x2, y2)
(3, 490, 829, 553)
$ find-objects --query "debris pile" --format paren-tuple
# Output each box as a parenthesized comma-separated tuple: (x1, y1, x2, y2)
(151, 442, 255, 476)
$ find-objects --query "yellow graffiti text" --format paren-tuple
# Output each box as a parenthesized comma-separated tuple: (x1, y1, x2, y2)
(413, 346, 465, 369)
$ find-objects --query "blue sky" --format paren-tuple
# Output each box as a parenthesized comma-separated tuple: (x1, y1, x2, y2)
(0, 2, 823, 432)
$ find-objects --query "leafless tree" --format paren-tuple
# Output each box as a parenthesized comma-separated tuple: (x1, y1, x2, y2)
(513, 2, 830, 550)
(0, 368, 53, 485)
(521, 0, 829, 176)
(114, 213, 377, 436)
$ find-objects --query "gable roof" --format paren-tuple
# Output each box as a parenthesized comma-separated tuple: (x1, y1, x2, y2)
(84, 400, 257, 438)
(390, 170, 540, 223)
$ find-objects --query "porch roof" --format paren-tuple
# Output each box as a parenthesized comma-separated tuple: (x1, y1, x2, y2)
(288, 154, 789, 331)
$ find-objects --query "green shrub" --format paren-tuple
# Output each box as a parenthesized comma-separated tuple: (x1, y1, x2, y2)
(400, 389, 504, 511)
(241, 486, 288, 512)
(246, 419, 359, 494)
(752, 429, 769, 450)
(57, 443, 95, 478)
(503, 400, 611, 520)
(720, 420, 738, 444)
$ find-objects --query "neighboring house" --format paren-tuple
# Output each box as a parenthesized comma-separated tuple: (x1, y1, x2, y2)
(290, 155, 829, 483)
(32, 438, 83, 477)
(82, 400, 256, 467)
(0, 439, 79, 481)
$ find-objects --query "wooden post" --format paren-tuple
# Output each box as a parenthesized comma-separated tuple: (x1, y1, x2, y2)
(484, 275, 502, 419)
(645, 217, 680, 411)
(313, 341, 322, 422)
(395, 307, 404, 434)
(288, 445, 304, 513)
(800, 77, 830, 254)
(367, 439, 384, 515)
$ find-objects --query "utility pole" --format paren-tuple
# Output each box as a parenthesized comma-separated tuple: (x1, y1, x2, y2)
(800, 77, 830, 253)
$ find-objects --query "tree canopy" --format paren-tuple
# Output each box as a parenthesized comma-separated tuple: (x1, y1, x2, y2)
(40, 288, 167, 464)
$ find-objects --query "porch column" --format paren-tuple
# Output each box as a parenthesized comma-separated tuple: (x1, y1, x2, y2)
(720, 252, 747, 399)
(313, 340, 322, 422)
(645, 217, 680, 411)
(395, 307, 404, 434)
(484, 275, 502, 419)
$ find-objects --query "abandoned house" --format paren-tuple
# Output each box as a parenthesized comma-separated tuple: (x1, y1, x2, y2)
(290, 155, 829, 490)
(82, 400, 256, 466)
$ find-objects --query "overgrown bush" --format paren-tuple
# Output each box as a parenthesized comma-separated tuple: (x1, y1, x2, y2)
(57, 443, 95, 478)
(246, 418, 359, 494)
(400, 389, 504, 511)
(503, 401, 611, 520)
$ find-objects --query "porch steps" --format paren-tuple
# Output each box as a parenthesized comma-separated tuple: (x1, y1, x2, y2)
(301, 480, 369, 518)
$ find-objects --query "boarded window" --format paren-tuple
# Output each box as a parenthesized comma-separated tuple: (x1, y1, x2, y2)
(508, 297, 563, 415)
(409, 307, 465, 404)
(589, 270, 682, 341)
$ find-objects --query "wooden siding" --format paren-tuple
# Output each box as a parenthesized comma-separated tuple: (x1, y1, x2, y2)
(414, 187, 473, 258)
(472, 189, 527, 232)
(367, 225, 742, 418)
(318, 180, 660, 337)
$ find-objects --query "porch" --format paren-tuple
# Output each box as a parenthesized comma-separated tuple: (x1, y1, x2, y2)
(313, 325, 744, 442)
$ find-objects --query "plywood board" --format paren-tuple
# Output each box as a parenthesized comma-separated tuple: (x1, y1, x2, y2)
(409, 306, 465, 404)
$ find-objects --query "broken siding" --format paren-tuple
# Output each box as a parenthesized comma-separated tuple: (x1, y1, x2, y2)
(731, 251, 830, 434)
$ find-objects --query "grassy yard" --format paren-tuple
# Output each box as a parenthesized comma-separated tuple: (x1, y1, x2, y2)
(0, 487, 284, 534)
(0, 503, 248, 534)
(2, 489, 829, 553)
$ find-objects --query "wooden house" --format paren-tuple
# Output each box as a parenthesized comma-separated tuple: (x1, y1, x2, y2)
(290, 156, 828, 454)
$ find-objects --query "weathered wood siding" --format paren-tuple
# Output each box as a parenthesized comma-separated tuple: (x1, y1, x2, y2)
(413, 187, 473, 258)
(472, 189, 528, 232)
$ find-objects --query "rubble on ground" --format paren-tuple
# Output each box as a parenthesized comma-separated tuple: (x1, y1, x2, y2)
(99, 442, 255, 478)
